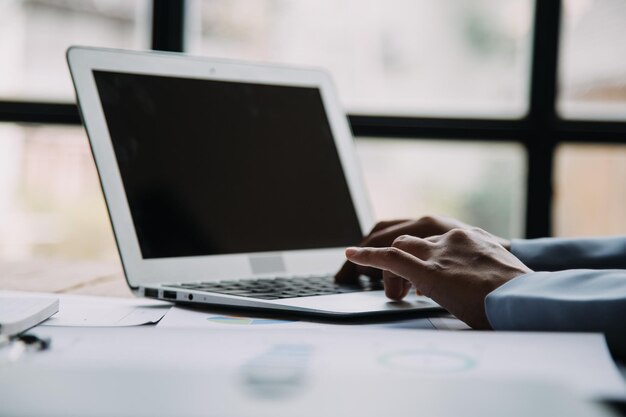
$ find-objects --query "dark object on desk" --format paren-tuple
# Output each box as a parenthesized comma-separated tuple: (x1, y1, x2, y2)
(0, 333, 51, 364)
(17, 333, 51, 350)
(601, 399, 626, 417)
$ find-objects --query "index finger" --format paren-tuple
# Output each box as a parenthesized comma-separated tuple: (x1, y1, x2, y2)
(335, 219, 410, 284)
(345, 247, 434, 297)
(334, 259, 383, 284)
(361, 220, 415, 247)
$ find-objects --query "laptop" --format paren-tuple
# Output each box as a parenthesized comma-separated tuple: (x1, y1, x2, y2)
(67, 46, 441, 318)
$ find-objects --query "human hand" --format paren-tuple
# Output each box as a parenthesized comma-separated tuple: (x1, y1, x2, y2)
(344, 227, 531, 329)
(335, 215, 510, 284)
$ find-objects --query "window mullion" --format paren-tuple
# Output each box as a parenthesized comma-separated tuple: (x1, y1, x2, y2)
(151, 0, 186, 52)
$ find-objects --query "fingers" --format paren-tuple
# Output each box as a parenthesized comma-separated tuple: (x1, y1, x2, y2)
(361, 220, 417, 247)
(360, 216, 447, 248)
(341, 234, 435, 294)
(334, 261, 356, 284)
(382, 270, 412, 301)
(391, 234, 435, 260)
(336, 216, 446, 284)
(369, 219, 410, 235)
(335, 260, 382, 284)
(345, 246, 432, 296)
(336, 219, 409, 284)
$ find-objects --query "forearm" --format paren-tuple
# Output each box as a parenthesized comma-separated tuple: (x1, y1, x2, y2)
(485, 270, 626, 359)
(511, 236, 626, 271)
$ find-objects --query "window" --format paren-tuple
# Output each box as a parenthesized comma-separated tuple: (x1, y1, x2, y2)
(554, 144, 626, 237)
(1, 0, 626, 263)
(356, 139, 525, 238)
(188, 0, 534, 117)
(0, 123, 116, 261)
(558, 0, 626, 120)
(0, 0, 150, 101)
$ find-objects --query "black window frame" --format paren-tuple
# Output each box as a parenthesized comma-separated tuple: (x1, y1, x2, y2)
(1, 0, 625, 239)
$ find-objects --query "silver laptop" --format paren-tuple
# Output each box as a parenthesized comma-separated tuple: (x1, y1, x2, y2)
(67, 46, 440, 318)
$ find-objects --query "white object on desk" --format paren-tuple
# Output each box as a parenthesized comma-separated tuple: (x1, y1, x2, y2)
(0, 294, 58, 336)
(43, 295, 170, 327)
(1, 291, 170, 327)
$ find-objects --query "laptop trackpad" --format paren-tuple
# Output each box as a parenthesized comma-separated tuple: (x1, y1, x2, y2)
(278, 291, 440, 314)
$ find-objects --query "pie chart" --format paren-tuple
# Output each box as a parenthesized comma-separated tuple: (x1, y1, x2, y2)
(379, 349, 477, 373)
(206, 315, 293, 325)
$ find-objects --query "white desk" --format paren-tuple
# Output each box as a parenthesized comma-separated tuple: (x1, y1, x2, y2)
(2, 326, 623, 417)
(1, 259, 625, 417)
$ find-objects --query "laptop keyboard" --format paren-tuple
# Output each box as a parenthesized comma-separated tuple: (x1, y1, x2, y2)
(166, 275, 382, 300)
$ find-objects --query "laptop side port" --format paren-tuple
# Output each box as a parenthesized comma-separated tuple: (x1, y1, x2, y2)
(144, 288, 159, 298)
(163, 290, 177, 300)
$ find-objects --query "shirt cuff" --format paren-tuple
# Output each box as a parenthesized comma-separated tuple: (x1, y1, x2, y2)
(484, 271, 547, 330)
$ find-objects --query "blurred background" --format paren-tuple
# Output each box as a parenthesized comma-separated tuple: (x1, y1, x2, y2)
(0, 0, 625, 263)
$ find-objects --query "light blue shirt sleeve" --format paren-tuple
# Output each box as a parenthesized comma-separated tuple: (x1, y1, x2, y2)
(485, 270, 626, 359)
(511, 236, 626, 271)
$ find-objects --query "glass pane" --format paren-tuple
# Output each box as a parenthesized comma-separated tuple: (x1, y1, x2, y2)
(355, 138, 526, 239)
(0, 123, 117, 262)
(188, 0, 533, 118)
(558, 0, 626, 120)
(0, 127, 526, 261)
(554, 144, 626, 237)
(0, 0, 150, 101)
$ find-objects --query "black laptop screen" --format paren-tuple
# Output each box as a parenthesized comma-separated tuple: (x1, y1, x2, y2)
(92, 70, 362, 259)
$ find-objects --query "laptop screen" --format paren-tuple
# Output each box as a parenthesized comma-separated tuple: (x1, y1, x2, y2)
(93, 70, 362, 259)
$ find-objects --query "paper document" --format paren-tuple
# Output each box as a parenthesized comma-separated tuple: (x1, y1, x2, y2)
(44, 294, 170, 327)
(0, 291, 170, 327)
(18, 326, 626, 400)
(0, 353, 613, 417)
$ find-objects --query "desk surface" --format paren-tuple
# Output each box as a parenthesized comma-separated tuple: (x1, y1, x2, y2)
(2, 257, 626, 413)
(0, 258, 131, 297)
